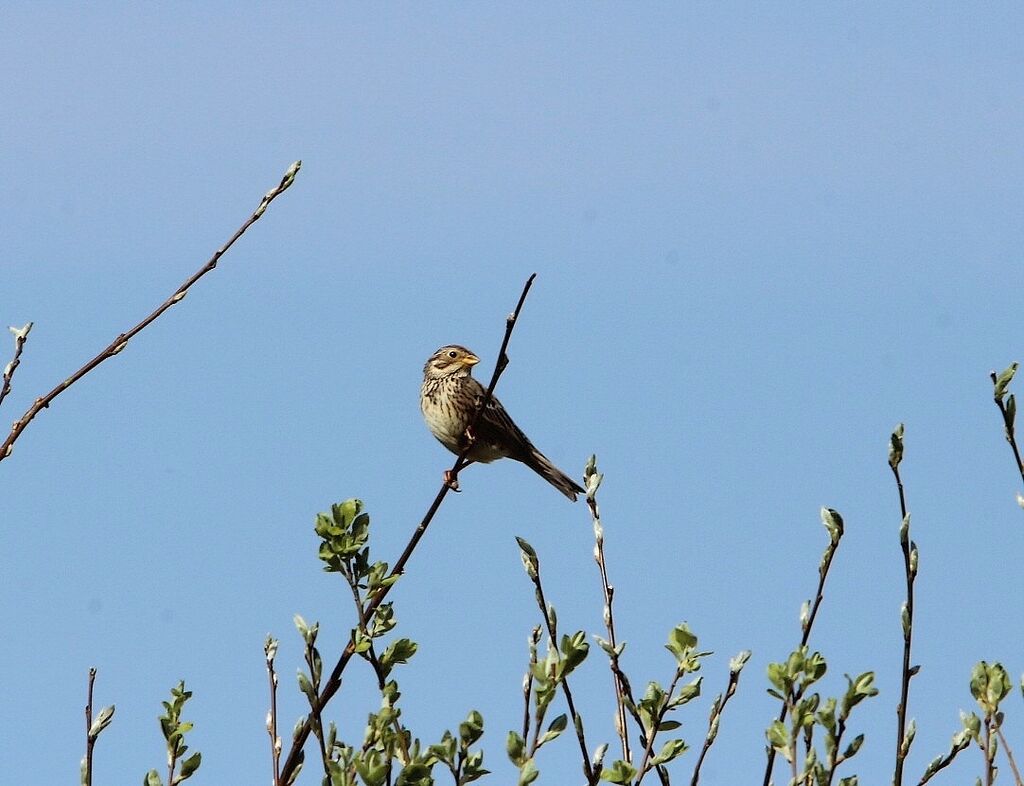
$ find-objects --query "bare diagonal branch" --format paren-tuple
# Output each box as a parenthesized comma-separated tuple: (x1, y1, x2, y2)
(0, 161, 301, 464)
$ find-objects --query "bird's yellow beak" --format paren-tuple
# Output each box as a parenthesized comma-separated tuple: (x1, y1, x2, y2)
(463, 354, 480, 366)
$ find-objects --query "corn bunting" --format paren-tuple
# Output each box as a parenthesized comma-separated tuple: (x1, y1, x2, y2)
(420, 345, 584, 501)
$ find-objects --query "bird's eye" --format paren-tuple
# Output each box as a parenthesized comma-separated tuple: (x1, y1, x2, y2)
(448, 350, 457, 358)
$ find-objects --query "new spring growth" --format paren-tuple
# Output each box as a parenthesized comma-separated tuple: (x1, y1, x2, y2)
(889, 423, 905, 470)
(729, 650, 752, 677)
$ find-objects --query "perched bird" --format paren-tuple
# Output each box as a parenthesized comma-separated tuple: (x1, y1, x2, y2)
(420, 345, 585, 501)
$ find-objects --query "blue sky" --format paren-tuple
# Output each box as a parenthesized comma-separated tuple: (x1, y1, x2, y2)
(2, 4, 1023, 785)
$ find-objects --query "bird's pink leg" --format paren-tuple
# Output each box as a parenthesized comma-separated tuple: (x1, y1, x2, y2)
(443, 458, 477, 492)
(443, 468, 461, 492)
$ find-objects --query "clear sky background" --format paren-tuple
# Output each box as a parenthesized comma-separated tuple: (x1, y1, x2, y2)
(2, 4, 1022, 785)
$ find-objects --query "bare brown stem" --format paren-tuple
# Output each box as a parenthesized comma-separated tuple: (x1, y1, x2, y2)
(278, 274, 537, 784)
(587, 489, 633, 765)
(264, 637, 281, 786)
(984, 715, 994, 786)
(0, 323, 32, 411)
(0, 161, 301, 465)
(892, 453, 915, 786)
(690, 665, 744, 786)
(529, 562, 596, 784)
(761, 519, 843, 786)
(84, 667, 97, 786)
(521, 626, 541, 749)
(995, 726, 1024, 786)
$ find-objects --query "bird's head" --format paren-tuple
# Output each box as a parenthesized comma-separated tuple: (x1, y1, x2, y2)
(424, 345, 480, 379)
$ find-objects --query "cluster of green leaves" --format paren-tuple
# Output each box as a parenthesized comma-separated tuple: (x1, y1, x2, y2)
(511, 538, 592, 785)
(144, 681, 201, 786)
(291, 500, 489, 786)
(313, 685, 488, 786)
(515, 504, 747, 786)
(601, 624, 710, 785)
(764, 646, 877, 786)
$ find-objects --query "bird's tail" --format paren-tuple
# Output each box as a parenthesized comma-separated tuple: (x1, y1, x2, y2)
(523, 449, 586, 502)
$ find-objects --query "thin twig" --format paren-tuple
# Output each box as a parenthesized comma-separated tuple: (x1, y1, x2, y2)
(84, 667, 97, 786)
(0, 161, 301, 465)
(761, 510, 844, 786)
(522, 626, 541, 745)
(635, 670, 684, 785)
(278, 274, 538, 784)
(341, 563, 401, 782)
(0, 322, 32, 411)
(529, 557, 596, 784)
(891, 424, 915, 786)
(995, 726, 1024, 786)
(990, 367, 1024, 487)
(265, 638, 281, 786)
(587, 480, 632, 765)
(916, 730, 971, 785)
(303, 636, 331, 778)
(983, 715, 994, 786)
(690, 660, 746, 786)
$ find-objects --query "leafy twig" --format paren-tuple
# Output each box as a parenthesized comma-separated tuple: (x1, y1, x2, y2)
(690, 651, 750, 786)
(145, 681, 200, 786)
(994, 726, 1024, 786)
(277, 274, 538, 784)
(0, 322, 32, 411)
(890, 424, 919, 786)
(990, 363, 1024, 494)
(264, 637, 281, 786)
(516, 537, 597, 784)
(761, 508, 845, 786)
(0, 161, 301, 464)
(916, 727, 971, 785)
(81, 668, 114, 786)
(585, 456, 634, 764)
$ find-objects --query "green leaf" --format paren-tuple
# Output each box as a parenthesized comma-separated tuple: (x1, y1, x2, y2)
(970, 662, 988, 703)
(994, 363, 1019, 400)
(458, 710, 484, 747)
(668, 677, 702, 708)
(666, 623, 698, 663)
(506, 731, 527, 767)
(767, 662, 789, 694)
(821, 508, 844, 542)
(600, 759, 638, 784)
(766, 720, 791, 761)
(889, 424, 905, 469)
(841, 672, 878, 717)
(176, 752, 201, 782)
(144, 771, 163, 786)
(843, 734, 865, 760)
(515, 537, 539, 579)
(559, 631, 590, 676)
(518, 758, 539, 786)
(730, 650, 752, 674)
(297, 670, 315, 702)
(379, 638, 418, 676)
(88, 704, 116, 739)
(652, 738, 689, 765)
(538, 714, 567, 747)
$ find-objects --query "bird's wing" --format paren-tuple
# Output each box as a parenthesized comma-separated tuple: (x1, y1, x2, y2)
(465, 378, 536, 459)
